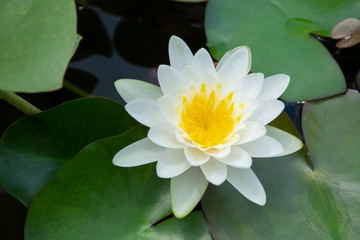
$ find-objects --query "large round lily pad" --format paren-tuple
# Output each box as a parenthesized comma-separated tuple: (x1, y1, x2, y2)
(0, 97, 137, 206)
(205, 0, 360, 101)
(202, 90, 360, 239)
(25, 127, 212, 240)
(0, 0, 77, 92)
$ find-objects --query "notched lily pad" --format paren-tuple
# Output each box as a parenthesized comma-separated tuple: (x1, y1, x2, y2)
(0, 97, 137, 206)
(25, 127, 212, 240)
(205, 0, 360, 101)
(202, 94, 360, 239)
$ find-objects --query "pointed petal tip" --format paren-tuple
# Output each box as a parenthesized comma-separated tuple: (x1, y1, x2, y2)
(172, 205, 191, 219)
(265, 126, 303, 157)
(114, 79, 163, 103)
(112, 138, 163, 167)
(254, 191, 267, 206)
(170, 168, 208, 218)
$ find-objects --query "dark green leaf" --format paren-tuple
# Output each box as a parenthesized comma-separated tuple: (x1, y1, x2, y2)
(25, 127, 211, 240)
(0, 97, 137, 206)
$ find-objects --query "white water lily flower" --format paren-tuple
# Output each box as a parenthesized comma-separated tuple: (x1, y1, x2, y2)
(113, 36, 303, 218)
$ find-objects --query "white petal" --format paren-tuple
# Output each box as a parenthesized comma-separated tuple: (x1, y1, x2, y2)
(265, 126, 303, 157)
(239, 73, 264, 99)
(157, 65, 182, 96)
(156, 149, 191, 178)
(175, 129, 192, 146)
(125, 99, 164, 127)
(237, 99, 259, 124)
(113, 138, 164, 167)
(148, 123, 184, 149)
(227, 167, 266, 206)
(216, 46, 251, 79)
(247, 100, 284, 125)
(169, 36, 193, 73)
(182, 66, 203, 88)
(171, 167, 208, 218)
(258, 74, 290, 100)
(240, 135, 284, 157)
(203, 74, 218, 93)
(192, 48, 216, 77)
(184, 147, 210, 166)
(205, 146, 231, 159)
(200, 159, 227, 185)
(115, 79, 163, 103)
(217, 63, 238, 96)
(157, 95, 178, 124)
(216, 146, 252, 168)
(236, 121, 266, 144)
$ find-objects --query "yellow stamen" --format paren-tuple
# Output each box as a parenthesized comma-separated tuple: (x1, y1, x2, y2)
(178, 83, 244, 148)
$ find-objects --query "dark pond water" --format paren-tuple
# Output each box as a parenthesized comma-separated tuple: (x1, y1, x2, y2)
(0, 1, 359, 239)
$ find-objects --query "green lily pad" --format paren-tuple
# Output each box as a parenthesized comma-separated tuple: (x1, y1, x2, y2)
(0, 0, 77, 92)
(0, 97, 137, 206)
(205, 0, 360, 101)
(25, 127, 212, 240)
(202, 90, 360, 239)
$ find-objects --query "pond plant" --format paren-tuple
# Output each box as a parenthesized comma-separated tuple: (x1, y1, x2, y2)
(0, 0, 360, 239)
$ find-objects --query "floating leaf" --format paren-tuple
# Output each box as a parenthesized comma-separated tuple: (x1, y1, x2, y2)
(0, 0, 77, 92)
(0, 98, 137, 206)
(202, 90, 360, 239)
(205, 0, 360, 101)
(25, 127, 212, 240)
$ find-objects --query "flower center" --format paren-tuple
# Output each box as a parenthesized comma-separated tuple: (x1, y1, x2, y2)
(178, 83, 244, 148)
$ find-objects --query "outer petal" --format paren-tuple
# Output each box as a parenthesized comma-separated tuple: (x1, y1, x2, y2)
(240, 135, 284, 158)
(216, 146, 252, 168)
(216, 46, 251, 80)
(125, 99, 164, 127)
(169, 36, 193, 73)
(247, 100, 284, 125)
(239, 73, 264, 99)
(171, 167, 209, 218)
(148, 123, 184, 149)
(236, 121, 266, 145)
(227, 167, 266, 206)
(266, 126, 303, 157)
(156, 149, 191, 178)
(157, 65, 182, 96)
(184, 147, 210, 166)
(192, 48, 216, 77)
(115, 79, 163, 103)
(113, 138, 164, 167)
(258, 74, 290, 100)
(200, 159, 227, 185)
